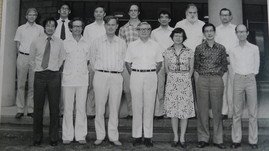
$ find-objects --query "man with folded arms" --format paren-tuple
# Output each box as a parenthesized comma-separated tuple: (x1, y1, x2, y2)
(125, 22, 163, 147)
(14, 8, 43, 119)
(90, 16, 126, 146)
(230, 24, 259, 149)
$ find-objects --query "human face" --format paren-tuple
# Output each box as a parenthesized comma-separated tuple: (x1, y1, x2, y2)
(186, 6, 198, 23)
(158, 14, 171, 27)
(26, 10, 37, 24)
(94, 7, 106, 21)
(105, 19, 118, 36)
(172, 33, 184, 44)
(220, 10, 232, 24)
(128, 5, 140, 19)
(236, 25, 249, 42)
(44, 21, 56, 36)
(71, 20, 83, 37)
(138, 24, 151, 40)
(58, 4, 70, 19)
(203, 26, 215, 41)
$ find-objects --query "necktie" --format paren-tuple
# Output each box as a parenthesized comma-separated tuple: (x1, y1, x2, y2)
(41, 37, 51, 69)
(60, 20, 66, 40)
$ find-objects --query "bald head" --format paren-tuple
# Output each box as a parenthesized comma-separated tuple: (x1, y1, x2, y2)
(235, 24, 249, 42)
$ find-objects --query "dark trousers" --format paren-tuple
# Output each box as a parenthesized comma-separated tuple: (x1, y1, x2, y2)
(196, 75, 224, 144)
(33, 70, 61, 142)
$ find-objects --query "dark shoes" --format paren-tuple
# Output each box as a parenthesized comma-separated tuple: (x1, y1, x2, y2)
(179, 142, 187, 148)
(15, 113, 24, 119)
(50, 141, 58, 146)
(231, 143, 241, 149)
(33, 141, 41, 146)
(125, 115, 133, 119)
(197, 141, 209, 148)
(144, 138, 153, 147)
(171, 141, 179, 147)
(87, 115, 95, 120)
(249, 144, 258, 149)
(132, 137, 143, 146)
(154, 115, 164, 120)
(222, 114, 228, 120)
(27, 113, 33, 118)
(213, 143, 226, 149)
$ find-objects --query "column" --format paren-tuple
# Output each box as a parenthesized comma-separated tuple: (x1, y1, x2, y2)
(208, 0, 243, 26)
(0, 0, 20, 112)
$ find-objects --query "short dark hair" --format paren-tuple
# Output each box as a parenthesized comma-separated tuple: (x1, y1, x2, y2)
(58, 3, 71, 11)
(158, 10, 171, 19)
(202, 23, 216, 33)
(219, 8, 232, 16)
(94, 5, 106, 13)
(68, 17, 85, 30)
(128, 3, 140, 12)
(104, 15, 119, 24)
(26, 8, 38, 16)
(170, 28, 187, 42)
(42, 17, 58, 28)
(186, 3, 197, 12)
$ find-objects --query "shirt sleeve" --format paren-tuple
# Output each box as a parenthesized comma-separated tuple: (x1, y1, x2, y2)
(194, 47, 200, 71)
(254, 47, 260, 74)
(124, 44, 133, 63)
(59, 41, 66, 67)
(155, 44, 164, 62)
(89, 40, 97, 67)
(119, 27, 126, 41)
(14, 27, 21, 42)
(220, 48, 228, 74)
(29, 40, 37, 70)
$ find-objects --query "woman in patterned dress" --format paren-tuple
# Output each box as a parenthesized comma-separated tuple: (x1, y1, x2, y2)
(163, 28, 195, 148)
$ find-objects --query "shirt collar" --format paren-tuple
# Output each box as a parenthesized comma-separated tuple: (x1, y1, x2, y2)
(102, 35, 118, 42)
(25, 22, 37, 28)
(204, 40, 217, 48)
(42, 34, 56, 41)
(156, 26, 173, 31)
(93, 21, 105, 26)
(125, 20, 141, 28)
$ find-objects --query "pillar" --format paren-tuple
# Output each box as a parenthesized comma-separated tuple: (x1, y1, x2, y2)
(0, 0, 20, 111)
(208, 0, 243, 27)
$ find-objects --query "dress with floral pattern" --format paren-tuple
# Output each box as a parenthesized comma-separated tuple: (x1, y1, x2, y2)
(163, 45, 195, 119)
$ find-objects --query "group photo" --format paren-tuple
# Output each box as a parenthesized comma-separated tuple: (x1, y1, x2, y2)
(0, 0, 268, 150)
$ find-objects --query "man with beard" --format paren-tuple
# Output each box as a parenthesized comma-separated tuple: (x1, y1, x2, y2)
(151, 10, 173, 119)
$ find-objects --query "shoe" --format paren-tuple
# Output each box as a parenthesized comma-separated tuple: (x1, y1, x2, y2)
(197, 141, 209, 148)
(59, 114, 63, 118)
(231, 143, 241, 149)
(249, 144, 258, 149)
(110, 140, 122, 146)
(132, 137, 142, 146)
(78, 140, 86, 144)
(50, 141, 58, 146)
(63, 140, 71, 145)
(33, 141, 41, 146)
(15, 113, 24, 119)
(213, 143, 226, 149)
(171, 141, 179, 147)
(125, 115, 133, 119)
(222, 115, 228, 120)
(94, 139, 103, 146)
(144, 138, 153, 147)
(179, 142, 187, 148)
(87, 115, 95, 120)
(27, 113, 33, 118)
(154, 115, 164, 120)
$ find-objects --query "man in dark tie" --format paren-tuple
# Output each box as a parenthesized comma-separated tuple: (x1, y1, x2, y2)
(54, 4, 72, 40)
(30, 17, 66, 146)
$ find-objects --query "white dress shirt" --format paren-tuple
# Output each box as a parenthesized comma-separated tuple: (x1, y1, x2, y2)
(62, 36, 89, 87)
(125, 39, 163, 69)
(90, 35, 127, 72)
(14, 22, 44, 53)
(215, 23, 238, 53)
(230, 41, 260, 75)
(54, 18, 72, 40)
(151, 26, 174, 52)
(174, 19, 205, 51)
(83, 21, 106, 43)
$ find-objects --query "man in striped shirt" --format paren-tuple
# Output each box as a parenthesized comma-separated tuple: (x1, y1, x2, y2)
(90, 16, 126, 146)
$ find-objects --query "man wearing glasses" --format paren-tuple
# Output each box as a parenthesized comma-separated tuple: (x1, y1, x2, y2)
(125, 22, 163, 147)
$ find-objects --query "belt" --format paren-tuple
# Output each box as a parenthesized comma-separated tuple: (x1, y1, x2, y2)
(132, 69, 156, 72)
(97, 70, 121, 74)
(19, 51, 29, 55)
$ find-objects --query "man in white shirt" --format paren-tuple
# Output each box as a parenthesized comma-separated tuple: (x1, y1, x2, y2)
(151, 10, 173, 119)
(83, 6, 106, 119)
(62, 18, 89, 145)
(14, 8, 43, 119)
(174, 4, 205, 51)
(119, 4, 141, 119)
(54, 4, 72, 40)
(230, 24, 259, 149)
(91, 16, 126, 146)
(215, 8, 238, 119)
(125, 22, 163, 148)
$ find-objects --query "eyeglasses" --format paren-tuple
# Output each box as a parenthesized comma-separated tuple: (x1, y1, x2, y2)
(138, 28, 151, 32)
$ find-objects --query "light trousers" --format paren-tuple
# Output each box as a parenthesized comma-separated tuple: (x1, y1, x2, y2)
(16, 54, 34, 113)
(222, 65, 234, 117)
(86, 65, 95, 116)
(123, 66, 132, 115)
(232, 73, 258, 144)
(94, 71, 123, 141)
(130, 71, 157, 138)
(155, 64, 165, 116)
(62, 86, 88, 141)
(196, 75, 224, 144)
